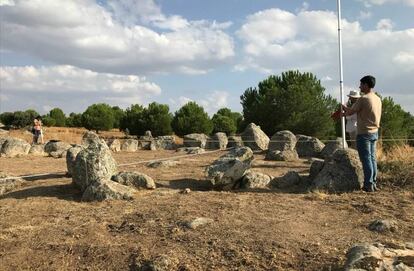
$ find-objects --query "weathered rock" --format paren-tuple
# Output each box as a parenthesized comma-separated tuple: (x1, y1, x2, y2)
(144, 130, 152, 138)
(0, 175, 24, 196)
(368, 219, 398, 233)
(240, 171, 272, 189)
(241, 123, 269, 151)
(28, 144, 47, 156)
(227, 135, 244, 148)
(82, 179, 134, 201)
(149, 141, 157, 150)
(185, 217, 214, 229)
(296, 135, 325, 158)
(72, 141, 117, 192)
(184, 133, 209, 149)
(206, 147, 254, 190)
(176, 147, 205, 155)
(321, 138, 347, 158)
(309, 158, 325, 180)
(271, 171, 302, 189)
(139, 140, 152, 150)
(311, 148, 363, 193)
(112, 172, 156, 190)
(0, 128, 9, 135)
(107, 139, 121, 152)
(153, 136, 176, 150)
(147, 160, 179, 168)
(268, 130, 297, 152)
(0, 137, 31, 157)
(81, 131, 106, 147)
(44, 140, 72, 158)
(121, 139, 139, 152)
(206, 132, 228, 150)
(344, 242, 414, 271)
(265, 150, 299, 161)
(66, 145, 84, 177)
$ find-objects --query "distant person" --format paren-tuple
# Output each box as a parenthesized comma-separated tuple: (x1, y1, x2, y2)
(33, 116, 44, 144)
(345, 90, 361, 149)
(342, 75, 382, 192)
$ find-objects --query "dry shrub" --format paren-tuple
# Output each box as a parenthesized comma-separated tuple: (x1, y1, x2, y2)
(377, 144, 414, 189)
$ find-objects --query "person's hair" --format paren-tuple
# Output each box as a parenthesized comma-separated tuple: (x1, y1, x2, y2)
(35, 115, 42, 120)
(360, 75, 376, 88)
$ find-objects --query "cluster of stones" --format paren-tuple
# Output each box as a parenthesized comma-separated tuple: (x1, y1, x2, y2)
(205, 122, 364, 193)
(68, 132, 156, 201)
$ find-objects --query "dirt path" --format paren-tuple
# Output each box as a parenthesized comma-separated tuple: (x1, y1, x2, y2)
(1, 150, 413, 270)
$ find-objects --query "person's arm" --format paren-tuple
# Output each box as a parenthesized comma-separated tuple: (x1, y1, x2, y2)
(342, 98, 362, 116)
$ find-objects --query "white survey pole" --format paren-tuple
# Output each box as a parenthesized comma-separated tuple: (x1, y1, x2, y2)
(336, 0, 347, 149)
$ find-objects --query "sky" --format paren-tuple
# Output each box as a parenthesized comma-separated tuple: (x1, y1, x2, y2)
(0, 0, 413, 116)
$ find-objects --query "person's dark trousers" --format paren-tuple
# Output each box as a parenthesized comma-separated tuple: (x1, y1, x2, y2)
(356, 132, 378, 191)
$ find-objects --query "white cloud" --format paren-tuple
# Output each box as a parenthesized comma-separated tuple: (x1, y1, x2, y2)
(236, 8, 414, 113)
(0, 65, 161, 113)
(358, 11, 372, 20)
(169, 91, 229, 115)
(0, 0, 234, 75)
(359, 0, 414, 7)
(376, 18, 394, 30)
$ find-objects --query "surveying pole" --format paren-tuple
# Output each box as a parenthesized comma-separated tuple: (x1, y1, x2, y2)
(337, 0, 347, 149)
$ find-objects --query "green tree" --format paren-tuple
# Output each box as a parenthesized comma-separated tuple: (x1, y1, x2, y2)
(214, 108, 243, 133)
(42, 115, 56, 127)
(0, 112, 15, 126)
(120, 104, 145, 135)
(172, 101, 213, 135)
(111, 106, 125, 129)
(49, 108, 66, 127)
(380, 97, 411, 148)
(66, 113, 83, 127)
(142, 102, 173, 136)
(240, 70, 337, 137)
(11, 111, 32, 128)
(82, 103, 115, 133)
(212, 115, 236, 135)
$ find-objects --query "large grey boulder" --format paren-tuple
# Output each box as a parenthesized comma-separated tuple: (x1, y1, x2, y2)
(44, 140, 72, 158)
(344, 242, 414, 271)
(0, 174, 24, 196)
(206, 132, 228, 150)
(241, 123, 269, 151)
(82, 179, 135, 201)
(268, 130, 297, 152)
(265, 150, 299, 161)
(121, 139, 139, 152)
(81, 131, 107, 147)
(227, 135, 243, 148)
(311, 148, 363, 193)
(321, 138, 347, 158)
(308, 158, 325, 180)
(72, 141, 117, 192)
(28, 144, 47, 156)
(153, 136, 176, 150)
(176, 147, 205, 155)
(184, 133, 209, 149)
(266, 130, 298, 161)
(107, 139, 121, 152)
(0, 137, 31, 157)
(270, 171, 302, 189)
(66, 145, 84, 177)
(296, 135, 325, 158)
(112, 172, 156, 190)
(147, 160, 179, 168)
(206, 147, 254, 190)
(240, 171, 272, 189)
(368, 219, 398, 233)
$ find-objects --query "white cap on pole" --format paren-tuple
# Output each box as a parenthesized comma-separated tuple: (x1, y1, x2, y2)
(337, 0, 347, 149)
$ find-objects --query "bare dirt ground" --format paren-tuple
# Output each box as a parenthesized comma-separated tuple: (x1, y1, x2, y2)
(1, 148, 413, 271)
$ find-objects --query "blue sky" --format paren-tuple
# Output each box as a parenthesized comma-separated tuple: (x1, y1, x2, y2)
(1, 0, 413, 116)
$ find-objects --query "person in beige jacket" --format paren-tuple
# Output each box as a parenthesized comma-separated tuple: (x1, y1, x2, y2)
(342, 75, 382, 192)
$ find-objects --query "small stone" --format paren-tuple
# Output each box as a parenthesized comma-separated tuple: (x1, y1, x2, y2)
(368, 219, 398, 233)
(185, 217, 213, 229)
(181, 188, 191, 194)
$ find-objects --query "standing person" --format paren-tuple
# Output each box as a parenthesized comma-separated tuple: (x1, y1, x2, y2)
(345, 90, 361, 149)
(33, 116, 43, 144)
(342, 75, 382, 192)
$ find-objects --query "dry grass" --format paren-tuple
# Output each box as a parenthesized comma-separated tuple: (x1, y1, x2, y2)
(377, 144, 414, 189)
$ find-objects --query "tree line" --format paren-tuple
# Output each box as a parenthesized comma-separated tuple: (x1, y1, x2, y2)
(1, 70, 413, 146)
